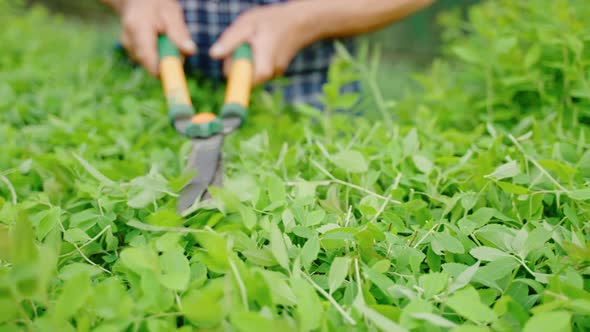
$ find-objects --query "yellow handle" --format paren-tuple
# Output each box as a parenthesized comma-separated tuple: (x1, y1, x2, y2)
(160, 56, 192, 107)
(158, 36, 195, 122)
(222, 44, 253, 119)
(224, 58, 253, 108)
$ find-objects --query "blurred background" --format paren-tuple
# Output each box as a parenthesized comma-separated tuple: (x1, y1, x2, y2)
(26, 0, 480, 97)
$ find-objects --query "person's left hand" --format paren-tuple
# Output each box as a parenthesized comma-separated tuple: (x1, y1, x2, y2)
(209, 2, 314, 86)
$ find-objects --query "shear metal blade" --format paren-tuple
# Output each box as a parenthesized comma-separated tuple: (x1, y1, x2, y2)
(176, 135, 223, 214)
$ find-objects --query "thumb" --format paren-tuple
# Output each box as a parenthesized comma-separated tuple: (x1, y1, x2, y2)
(161, 2, 196, 55)
(209, 18, 254, 60)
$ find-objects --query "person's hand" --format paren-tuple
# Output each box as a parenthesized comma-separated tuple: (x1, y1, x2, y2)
(209, 3, 315, 86)
(108, 0, 197, 76)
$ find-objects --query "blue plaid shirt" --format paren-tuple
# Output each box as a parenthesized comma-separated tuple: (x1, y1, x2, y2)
(179, 0, 357, 107)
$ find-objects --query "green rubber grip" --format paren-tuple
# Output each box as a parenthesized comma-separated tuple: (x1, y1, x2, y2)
(158, 34, 195, 128)
(158, 35, 180, 59)
(221, 103, 247, 121)
(221, 43, 252, 124)
(184, 118, 224, 138)
(233, 44, 252, 61)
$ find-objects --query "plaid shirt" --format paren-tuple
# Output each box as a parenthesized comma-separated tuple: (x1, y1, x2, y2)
(179, 0, 357, 107)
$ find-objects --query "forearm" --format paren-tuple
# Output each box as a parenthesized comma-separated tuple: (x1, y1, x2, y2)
(293, 0, 434, 41)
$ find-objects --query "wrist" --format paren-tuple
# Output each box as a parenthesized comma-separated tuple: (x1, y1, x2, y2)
(285, 1, 327, 48)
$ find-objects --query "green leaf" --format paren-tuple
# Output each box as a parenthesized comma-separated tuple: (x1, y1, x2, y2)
(12, 212, 38, 264)
(412, 312, 458, 328)
(494, 37, 517, 54)
(52, 272, 91, 322)
(412, 155, 433, 174)
(579, 150, 590, 177)
(73, 153, 116, 186)
(63, 228, 90, 244)
(120, 246, 160, 272)
(522, 311, 571, 332)
(146, 209, 183, 227)
(569, 188, 590, 201)
(450, 326, 489, 332)
(158, 250, 190, 291)
(240, 205, 257, 230)
(449, 261, 479, 293)
(93, 278, 133, 320)
(139, 269, 174, 313)
(126, 170, 171, 208)
(300, 236, 320, 271)
(521, 227, 551, 258)
(431, 232, 465, 254)
(230, 311, 296, 332)
(292, 276, 323, 331)
(181, 281, 225, 327)
(35, 207, 60, 241)
(452, 46, 481, 64)
(470, 246, 512, 261)
(497, 181, 530, 195)
(446, 287, 497, 323)
(470, 207, 497, 227)
(58, 263, 103, 281)
(485, 161, 520, 181)
(332, 150, 368, 173)
(328, 256, 351, 294)
(193, 231, 229, 270)
(267, 174, 286, 203)
(354, 297, 407, 332)
(68, 209, 99, 230)
(419, 272, 448, 299)
(371, 259, 391, 274)
(476, 257, 520, 284)
(403, 128, 419, 156)
(270, 222, 290, 271)
(524, 44, 541, 68)
(154, 233, 182, 253)
(259, 270, 297, 305)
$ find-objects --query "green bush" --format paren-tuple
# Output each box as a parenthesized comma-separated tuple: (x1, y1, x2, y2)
(0, 1, 588, 332)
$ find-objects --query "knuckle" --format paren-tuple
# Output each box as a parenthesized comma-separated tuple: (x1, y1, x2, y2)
(164, 1, 184, 17)
(258, 67, 273, 81)
(135, 52, 151, 63)
(236, 12, 254, 25)
(122, 16, 140, 31)
(276, 60, 288, 74)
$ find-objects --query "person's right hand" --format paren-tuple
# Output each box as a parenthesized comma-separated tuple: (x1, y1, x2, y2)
(106, 0, 196, 76)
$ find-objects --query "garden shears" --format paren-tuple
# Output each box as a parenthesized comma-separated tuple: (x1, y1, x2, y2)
(157, 36, 253, 215)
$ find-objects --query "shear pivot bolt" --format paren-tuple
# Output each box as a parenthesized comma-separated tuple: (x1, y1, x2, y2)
(192, 112, 217, 124)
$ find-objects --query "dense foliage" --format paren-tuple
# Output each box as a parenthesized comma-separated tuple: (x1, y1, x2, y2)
(1, 0, 589, 331)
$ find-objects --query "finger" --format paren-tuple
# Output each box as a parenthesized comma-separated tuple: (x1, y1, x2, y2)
(222, 58, 231, 78)
(130, 24, 159, 76)
(120, 31, 135, 59)
(251, 36, 275, 86)
(209, 13, 255, 59)
(161, 1, 196, 55)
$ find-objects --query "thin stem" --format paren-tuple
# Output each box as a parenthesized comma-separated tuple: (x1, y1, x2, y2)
(301, 273, 356, 325)
(60, 225, 112, 258)
(370, 195, 391, 223)
(412, 222, 441, 249)
(0, 174, 17, 204)
(175, 293, 183, 312)
(508, 135, 570, 193)
(311, 160, 401, 204)
(229, 258, 249, 310)
(57, 215, 111, 275)
(516, 256, 536, 278)
(126, 219, 206, 234)
(354, 258, 362, 296)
